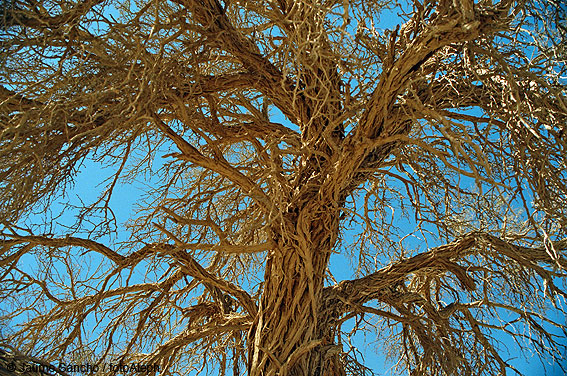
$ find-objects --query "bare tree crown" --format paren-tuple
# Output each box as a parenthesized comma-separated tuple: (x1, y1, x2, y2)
(1, 0, 566, 375)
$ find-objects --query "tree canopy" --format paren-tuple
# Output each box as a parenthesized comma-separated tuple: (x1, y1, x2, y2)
(1, 0, 566, 375)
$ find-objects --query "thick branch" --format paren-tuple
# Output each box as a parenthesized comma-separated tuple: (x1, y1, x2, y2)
(178, 0, 310, 126)
(324, 232, 567, 316)
(0, 234, 125, 264)
(171, 72, 258, 98)
(207, 120, 301, 147)
(332, 6, 510, 199)
(152, 115, 271, 211)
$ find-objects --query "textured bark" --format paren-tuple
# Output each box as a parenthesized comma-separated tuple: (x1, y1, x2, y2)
(248, 203, 342, 376)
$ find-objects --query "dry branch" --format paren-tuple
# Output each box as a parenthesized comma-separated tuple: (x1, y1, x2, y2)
(1, 0, 566, 375)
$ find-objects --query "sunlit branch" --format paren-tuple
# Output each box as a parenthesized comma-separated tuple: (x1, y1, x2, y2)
(325, 232, 567, 315)
(177, 0, 311, 126)
(0, 234, 124, 264)
(151, 115, 271, 212)
(146, 314, 251, 365)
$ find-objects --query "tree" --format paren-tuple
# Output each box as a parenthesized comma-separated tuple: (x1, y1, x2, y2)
(0, 344, 63, 376)
(1, 0, 566, 375)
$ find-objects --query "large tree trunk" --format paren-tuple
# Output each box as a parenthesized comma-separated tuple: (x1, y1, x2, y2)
(247, 204, 344, 376)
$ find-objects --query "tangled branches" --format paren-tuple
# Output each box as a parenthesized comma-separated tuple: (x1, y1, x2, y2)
(1, 0, 567, 375)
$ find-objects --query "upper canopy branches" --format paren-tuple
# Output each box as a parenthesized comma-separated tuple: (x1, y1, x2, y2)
(1, 0, 564, 222)
(1, 0, 567, 374)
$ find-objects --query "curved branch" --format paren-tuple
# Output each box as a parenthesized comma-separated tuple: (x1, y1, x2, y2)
(1, 233, 258, 316)
(324, 232, 567, 316)
(170, 247, 258, 317)
(177, 0, 310, 126)
(0, 234, 125, 264)
(152, 115, 271, 211)
(146, 314, 251, 364)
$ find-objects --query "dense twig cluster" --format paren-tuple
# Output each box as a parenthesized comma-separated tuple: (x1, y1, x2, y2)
(1, 0, 566, 375)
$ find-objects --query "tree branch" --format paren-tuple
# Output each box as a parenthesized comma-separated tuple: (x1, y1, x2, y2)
(0, 234, 125, 264)
(168, 72, 258, 99)
(146, 314, 251, 365)
(177, 0, 310, 126)
(331, 4, 511, 199)
(0, 233, 258, 316)
(170, 247, 258, 316)
(324, 232, 567, 316)
(1, 0, 105, 29)
(151, 115, 271, 212)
